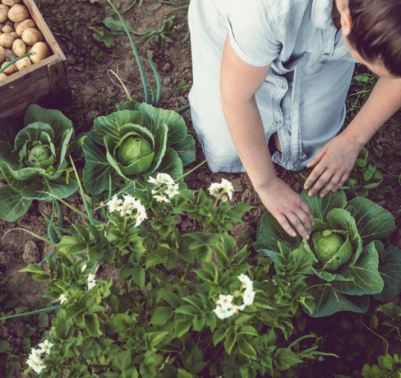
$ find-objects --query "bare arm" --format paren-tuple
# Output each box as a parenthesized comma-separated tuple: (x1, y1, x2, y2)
(305, 76, 401, 197)
(220, 34, 313, 239)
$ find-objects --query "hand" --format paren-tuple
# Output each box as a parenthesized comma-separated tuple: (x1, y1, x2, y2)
(304, 134, 362, 198)
(257, 177, 314, 240)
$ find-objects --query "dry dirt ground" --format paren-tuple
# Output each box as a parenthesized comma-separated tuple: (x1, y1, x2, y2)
(1, 0, 401, 376)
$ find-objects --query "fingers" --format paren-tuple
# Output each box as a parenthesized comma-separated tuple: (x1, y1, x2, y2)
(332, 173, 349, 192)
(275, 213, 297, 238)
(300, 200, 315, 226)
(306, 148, 326, 169)
(304, 163, 327, 191)
(275, 208, 312, 240)
(308, 169, 352, 198)
(319, 172, 342, 197)
(286, 212, 311, 240)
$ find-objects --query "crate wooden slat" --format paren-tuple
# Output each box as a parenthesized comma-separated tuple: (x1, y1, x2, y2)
(0, 0, 68, 119)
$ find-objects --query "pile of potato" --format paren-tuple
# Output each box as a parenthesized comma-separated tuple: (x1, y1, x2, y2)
(0, 0, 49, 81)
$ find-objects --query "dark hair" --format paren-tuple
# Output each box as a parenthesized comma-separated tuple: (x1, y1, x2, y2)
(348, 0, 401, 77)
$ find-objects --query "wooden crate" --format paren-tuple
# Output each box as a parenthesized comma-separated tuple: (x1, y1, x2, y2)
(0, 0, 68, 118)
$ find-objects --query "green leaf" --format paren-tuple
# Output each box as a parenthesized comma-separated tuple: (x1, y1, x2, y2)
(156, 147, 183, 180)
(332, 242, 384, 295)
(92, 111, 143, 145)
(373, 243, 401, 302)
(238, 338, 257, 360)
(214, 246, 229, 267)
(150, 307, 174, 325)
(0, 185, 32, 221)
(0, 117, 22, 145)
(73, 224, 90, 242)
(160, 291, 181, 308)
(24, 104, 74, 147)
(0, 140, 19, 170)
(85, 314, 102, 337)
(112, 350, 132, 374)
(348, 197, 396, 244)
(132, 267, 145, 288)
(103, 15, 134, 32)
(255, 210, 302, 253)
(224, 331, 236, 355)
(170, 134, 196, 167)
(82, 135, 116, 194)
(117, 101, 141, 111)
(139, 103, 187, 143)
(148, 332, 168, 347)
(82, 337, 105, 358)
(302, 190, 347, 223)
(148, 123, 168, 174)
(173, 318, 193, 338)
(273, 348, 303, 370)
(305, 279, 370, 317)
(175, 305, 196, 316)
(21, 177, 78, 201)
(113, 313, 134, 329)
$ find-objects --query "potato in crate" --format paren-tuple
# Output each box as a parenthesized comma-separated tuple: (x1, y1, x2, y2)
(0, 0, 68, 118)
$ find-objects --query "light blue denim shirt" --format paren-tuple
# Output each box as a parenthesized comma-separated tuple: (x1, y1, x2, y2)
(188, 0, 358, 172)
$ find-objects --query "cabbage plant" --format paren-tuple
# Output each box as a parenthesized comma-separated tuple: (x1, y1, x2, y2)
(0, 105, 78, 221)
(255, 191, 401, 317)
(82, 101, 196, 194)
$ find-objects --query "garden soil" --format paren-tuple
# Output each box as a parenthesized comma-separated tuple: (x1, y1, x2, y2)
(1, 0, 401, 377)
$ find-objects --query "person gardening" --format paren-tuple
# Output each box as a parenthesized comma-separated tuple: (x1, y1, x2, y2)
(188, 0, 401, 241)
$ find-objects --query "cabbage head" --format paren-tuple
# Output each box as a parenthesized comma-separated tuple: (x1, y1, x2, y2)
(312, 230, 352, 270)
(0, 105, 78, 221)
(255, 190, 401, 318)
(82, 101, 196, 194)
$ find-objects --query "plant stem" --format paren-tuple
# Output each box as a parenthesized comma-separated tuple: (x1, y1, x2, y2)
(175, 104, 190, 113)
(0, 306, 60, 321)
(180, 262, 191, 285)
(107, 0, 149, 104)
(147, 50, 162, 107)
(0, 51, 36, 75)
(174, 159, 210, 183)
(69, 156, 95, 225)
(360, 321, 389, 354)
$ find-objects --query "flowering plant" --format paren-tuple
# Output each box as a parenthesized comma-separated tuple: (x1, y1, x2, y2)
(20, 176, 329, 378)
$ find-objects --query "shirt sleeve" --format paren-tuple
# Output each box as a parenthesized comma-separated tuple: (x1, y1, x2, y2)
(228, 0, 281, 67)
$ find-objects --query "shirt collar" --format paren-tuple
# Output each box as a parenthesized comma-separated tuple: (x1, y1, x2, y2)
(312, 0, 335, 29)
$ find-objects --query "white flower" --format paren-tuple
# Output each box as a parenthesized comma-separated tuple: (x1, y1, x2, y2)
(27, 357, 46, 374)
(107, 195, 122, 213)
(238, 274, 253, 291)
(164, 183, 180, 199)
(58, 294, 68, 304)
(147, 176, 160, 186)
(216, 294, 234, 310)
(28, 348, 42, 362)
(81, 264, 87, 272)
(122, 194, 137, 206)
(156, 173, 174, 186)
(38, 340, 54, 355)
(154, 194, 170, 203)
(235, 304, 246, 311)
(213, 305, 231, 320)
(208, 182, 223, 196)
(152, 189, 157, 194)
(119, 200, 133, 216)
(134, 205, 148, 227)
(243, 289, 256, 306)
(87, 273, 96, 290)
(221, 178, 234, 201)
(34, 364, 47, 374)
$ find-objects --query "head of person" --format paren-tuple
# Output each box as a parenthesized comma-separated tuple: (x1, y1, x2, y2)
(335, 0, 401, 78)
